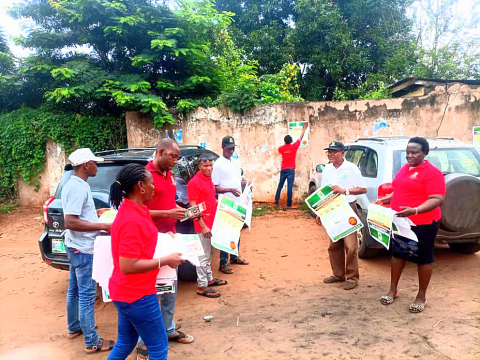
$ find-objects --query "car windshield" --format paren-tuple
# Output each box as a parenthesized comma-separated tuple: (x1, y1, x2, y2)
(393, 148, 480, 177)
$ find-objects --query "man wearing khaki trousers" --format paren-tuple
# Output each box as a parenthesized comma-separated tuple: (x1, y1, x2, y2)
(315, 141, 367, 290)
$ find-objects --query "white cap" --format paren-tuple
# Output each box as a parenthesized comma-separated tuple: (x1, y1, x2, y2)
(68, 148, 104, 166)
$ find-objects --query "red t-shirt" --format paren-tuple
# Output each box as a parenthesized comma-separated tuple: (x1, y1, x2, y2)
(144, 161, 177, 233)
(279, 140, 301, 170)
(109, 199, 159, 303)
(391, 160, 446, 225)
(187, 171, 217, 233)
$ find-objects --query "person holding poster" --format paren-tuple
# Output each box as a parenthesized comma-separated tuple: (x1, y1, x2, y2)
(316, 141, 367, 290)
(212, 136, 250, 274)
(374, 137, 445, 313)
(62, 148, 115, 353)
(275, 121, 309, 209)
(107, 163, 184, 360)
(187, 153, 228, 298)
(137, 138, 194, 359)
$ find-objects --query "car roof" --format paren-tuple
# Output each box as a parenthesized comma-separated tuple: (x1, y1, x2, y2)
(347, 136, 473, 151)
(94, 145, 214, 161)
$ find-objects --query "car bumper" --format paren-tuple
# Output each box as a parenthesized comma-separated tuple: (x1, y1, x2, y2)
(38, 231, 70, 271)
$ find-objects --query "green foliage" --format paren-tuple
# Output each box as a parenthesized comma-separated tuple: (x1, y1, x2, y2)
(0, 202, 18, 214)
(0, 106, 126, 197)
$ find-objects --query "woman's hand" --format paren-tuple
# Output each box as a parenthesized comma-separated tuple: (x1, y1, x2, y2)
(396, 206, 416, 217)
(315, 216, 322, 226)
(162, 253, 185, 269)
(372, 199, 384, 205)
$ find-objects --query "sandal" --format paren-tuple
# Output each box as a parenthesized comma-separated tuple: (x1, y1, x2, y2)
(85, 338, 115, 354)
(208, 278, 228, 286)
(380, 295, 395, 305)
(230, 258, 249, 265)
(168, 331, 194, 344)
(409, 301, 426, 313)
(219, 265, 233, 274)
(197, 288, 221, 298)
(136, 345, 149, 360)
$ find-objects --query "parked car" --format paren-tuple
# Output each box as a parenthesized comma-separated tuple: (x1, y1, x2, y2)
(39, 145, 219, 280)
(309, 136, 480, 258)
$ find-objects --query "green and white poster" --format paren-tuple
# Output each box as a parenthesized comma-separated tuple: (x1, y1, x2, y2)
(211, 195, 247, 255)
(366, 204, 396, 249)
(473, 126, 480, 148)
(306, 184, 363, 242)
(288, 121, 309, 147)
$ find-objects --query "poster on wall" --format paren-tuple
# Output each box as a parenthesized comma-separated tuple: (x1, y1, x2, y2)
(288, 121, 309, 147)
(473, 126, 480, 148)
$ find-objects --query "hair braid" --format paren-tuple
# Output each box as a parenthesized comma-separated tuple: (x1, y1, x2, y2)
(109, 163, 149, 209)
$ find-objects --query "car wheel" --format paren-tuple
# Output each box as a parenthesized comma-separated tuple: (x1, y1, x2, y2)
(308, 185, 317, 218)
(177, 261, 198, 282)
(357, 210, 379, 259)
(448, 242, 480, 254)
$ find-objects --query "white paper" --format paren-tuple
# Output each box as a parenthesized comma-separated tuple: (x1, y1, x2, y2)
(239, 182, 254, 230)
(92, 235, 114, 289)
(392, 216, 418, 242)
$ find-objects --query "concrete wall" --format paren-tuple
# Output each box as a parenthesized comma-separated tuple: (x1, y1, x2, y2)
(17, 83, 480, 206)
(18, 140, 66, 207)
(127, 84, 480, 204)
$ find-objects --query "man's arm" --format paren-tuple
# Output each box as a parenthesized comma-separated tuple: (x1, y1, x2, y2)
(298, 122, 309, 142)
(215, 185, 241, 197)
(189, 200, 212, 239)
(65, 215, 111, 233)
(150, 208, 186, 221)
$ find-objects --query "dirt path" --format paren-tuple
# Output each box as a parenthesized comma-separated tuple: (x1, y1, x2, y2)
(0, 208, 479, 360)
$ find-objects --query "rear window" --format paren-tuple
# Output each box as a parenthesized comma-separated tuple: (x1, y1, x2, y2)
(393, 148, 480, 177)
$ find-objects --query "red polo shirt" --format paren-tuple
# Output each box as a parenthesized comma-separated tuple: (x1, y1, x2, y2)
(144, 161, 177, 233)
(279, 140, 301, 170)
(187, 171, 217, 233)
(391, 160, 446, 225)
(109, 199, 159, 303)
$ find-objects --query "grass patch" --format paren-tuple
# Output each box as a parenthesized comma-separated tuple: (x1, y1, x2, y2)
(252, 205, 277, 217)
(0, 202, 18, 214)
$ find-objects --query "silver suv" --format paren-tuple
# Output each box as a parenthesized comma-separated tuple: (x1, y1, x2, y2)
(309, 137, 480, 258)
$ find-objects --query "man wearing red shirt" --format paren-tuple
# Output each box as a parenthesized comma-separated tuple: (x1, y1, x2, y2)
(275, 122, 308, 208)
(137, 138, 194, 355)
(187, 154, 228, 298)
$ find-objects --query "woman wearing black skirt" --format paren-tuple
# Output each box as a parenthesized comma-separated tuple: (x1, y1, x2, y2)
(375, 137, 446, 313)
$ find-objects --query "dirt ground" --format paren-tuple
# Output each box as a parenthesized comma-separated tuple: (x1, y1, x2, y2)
(0, 207, 479, 360)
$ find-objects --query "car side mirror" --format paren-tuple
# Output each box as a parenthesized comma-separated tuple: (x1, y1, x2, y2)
(316, 164, 325, 173)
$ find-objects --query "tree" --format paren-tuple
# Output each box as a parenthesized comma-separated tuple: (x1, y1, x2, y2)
(412, 0, 480, 79)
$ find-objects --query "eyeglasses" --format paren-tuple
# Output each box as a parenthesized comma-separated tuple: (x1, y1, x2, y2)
(325, 150, 340, 155)
(199, 155, 216, 162)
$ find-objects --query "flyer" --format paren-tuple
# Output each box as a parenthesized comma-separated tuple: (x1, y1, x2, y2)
(288, 121, 309, 147)
(305, 184, 363, 242)
(180, 202, 206, 222)
(366, 204, 396, 249)
(211, 195, 247, 255)
(239, 182, 254, 230)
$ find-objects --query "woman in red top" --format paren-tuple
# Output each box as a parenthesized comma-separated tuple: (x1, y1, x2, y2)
(375, 137, 446, 313)
(107, 163, 184, 360)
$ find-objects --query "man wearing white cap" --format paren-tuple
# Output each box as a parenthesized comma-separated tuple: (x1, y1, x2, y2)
(62, 148, 115, 353)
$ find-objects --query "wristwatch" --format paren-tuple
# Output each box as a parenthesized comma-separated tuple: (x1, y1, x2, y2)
(345, 189, 350, 196)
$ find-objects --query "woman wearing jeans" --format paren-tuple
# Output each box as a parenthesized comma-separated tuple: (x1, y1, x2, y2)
(107, 163, 184, 360)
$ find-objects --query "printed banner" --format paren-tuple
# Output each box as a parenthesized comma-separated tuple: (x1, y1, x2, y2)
(211, 195, 247, 255)
(305, 184, 363, 242)
(288, 121, 309, 147)
(367, 204, 396, 249)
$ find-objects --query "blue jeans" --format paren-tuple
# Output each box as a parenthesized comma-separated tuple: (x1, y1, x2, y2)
(138, 275, 177, 347)
(220, 238, 240, 267)
(275, 168, 295, 207)
(66, 246, 99, 347)
(108, 294, 168, 360)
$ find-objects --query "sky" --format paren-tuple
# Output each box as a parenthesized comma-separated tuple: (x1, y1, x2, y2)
(1, 0, 479, 58)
